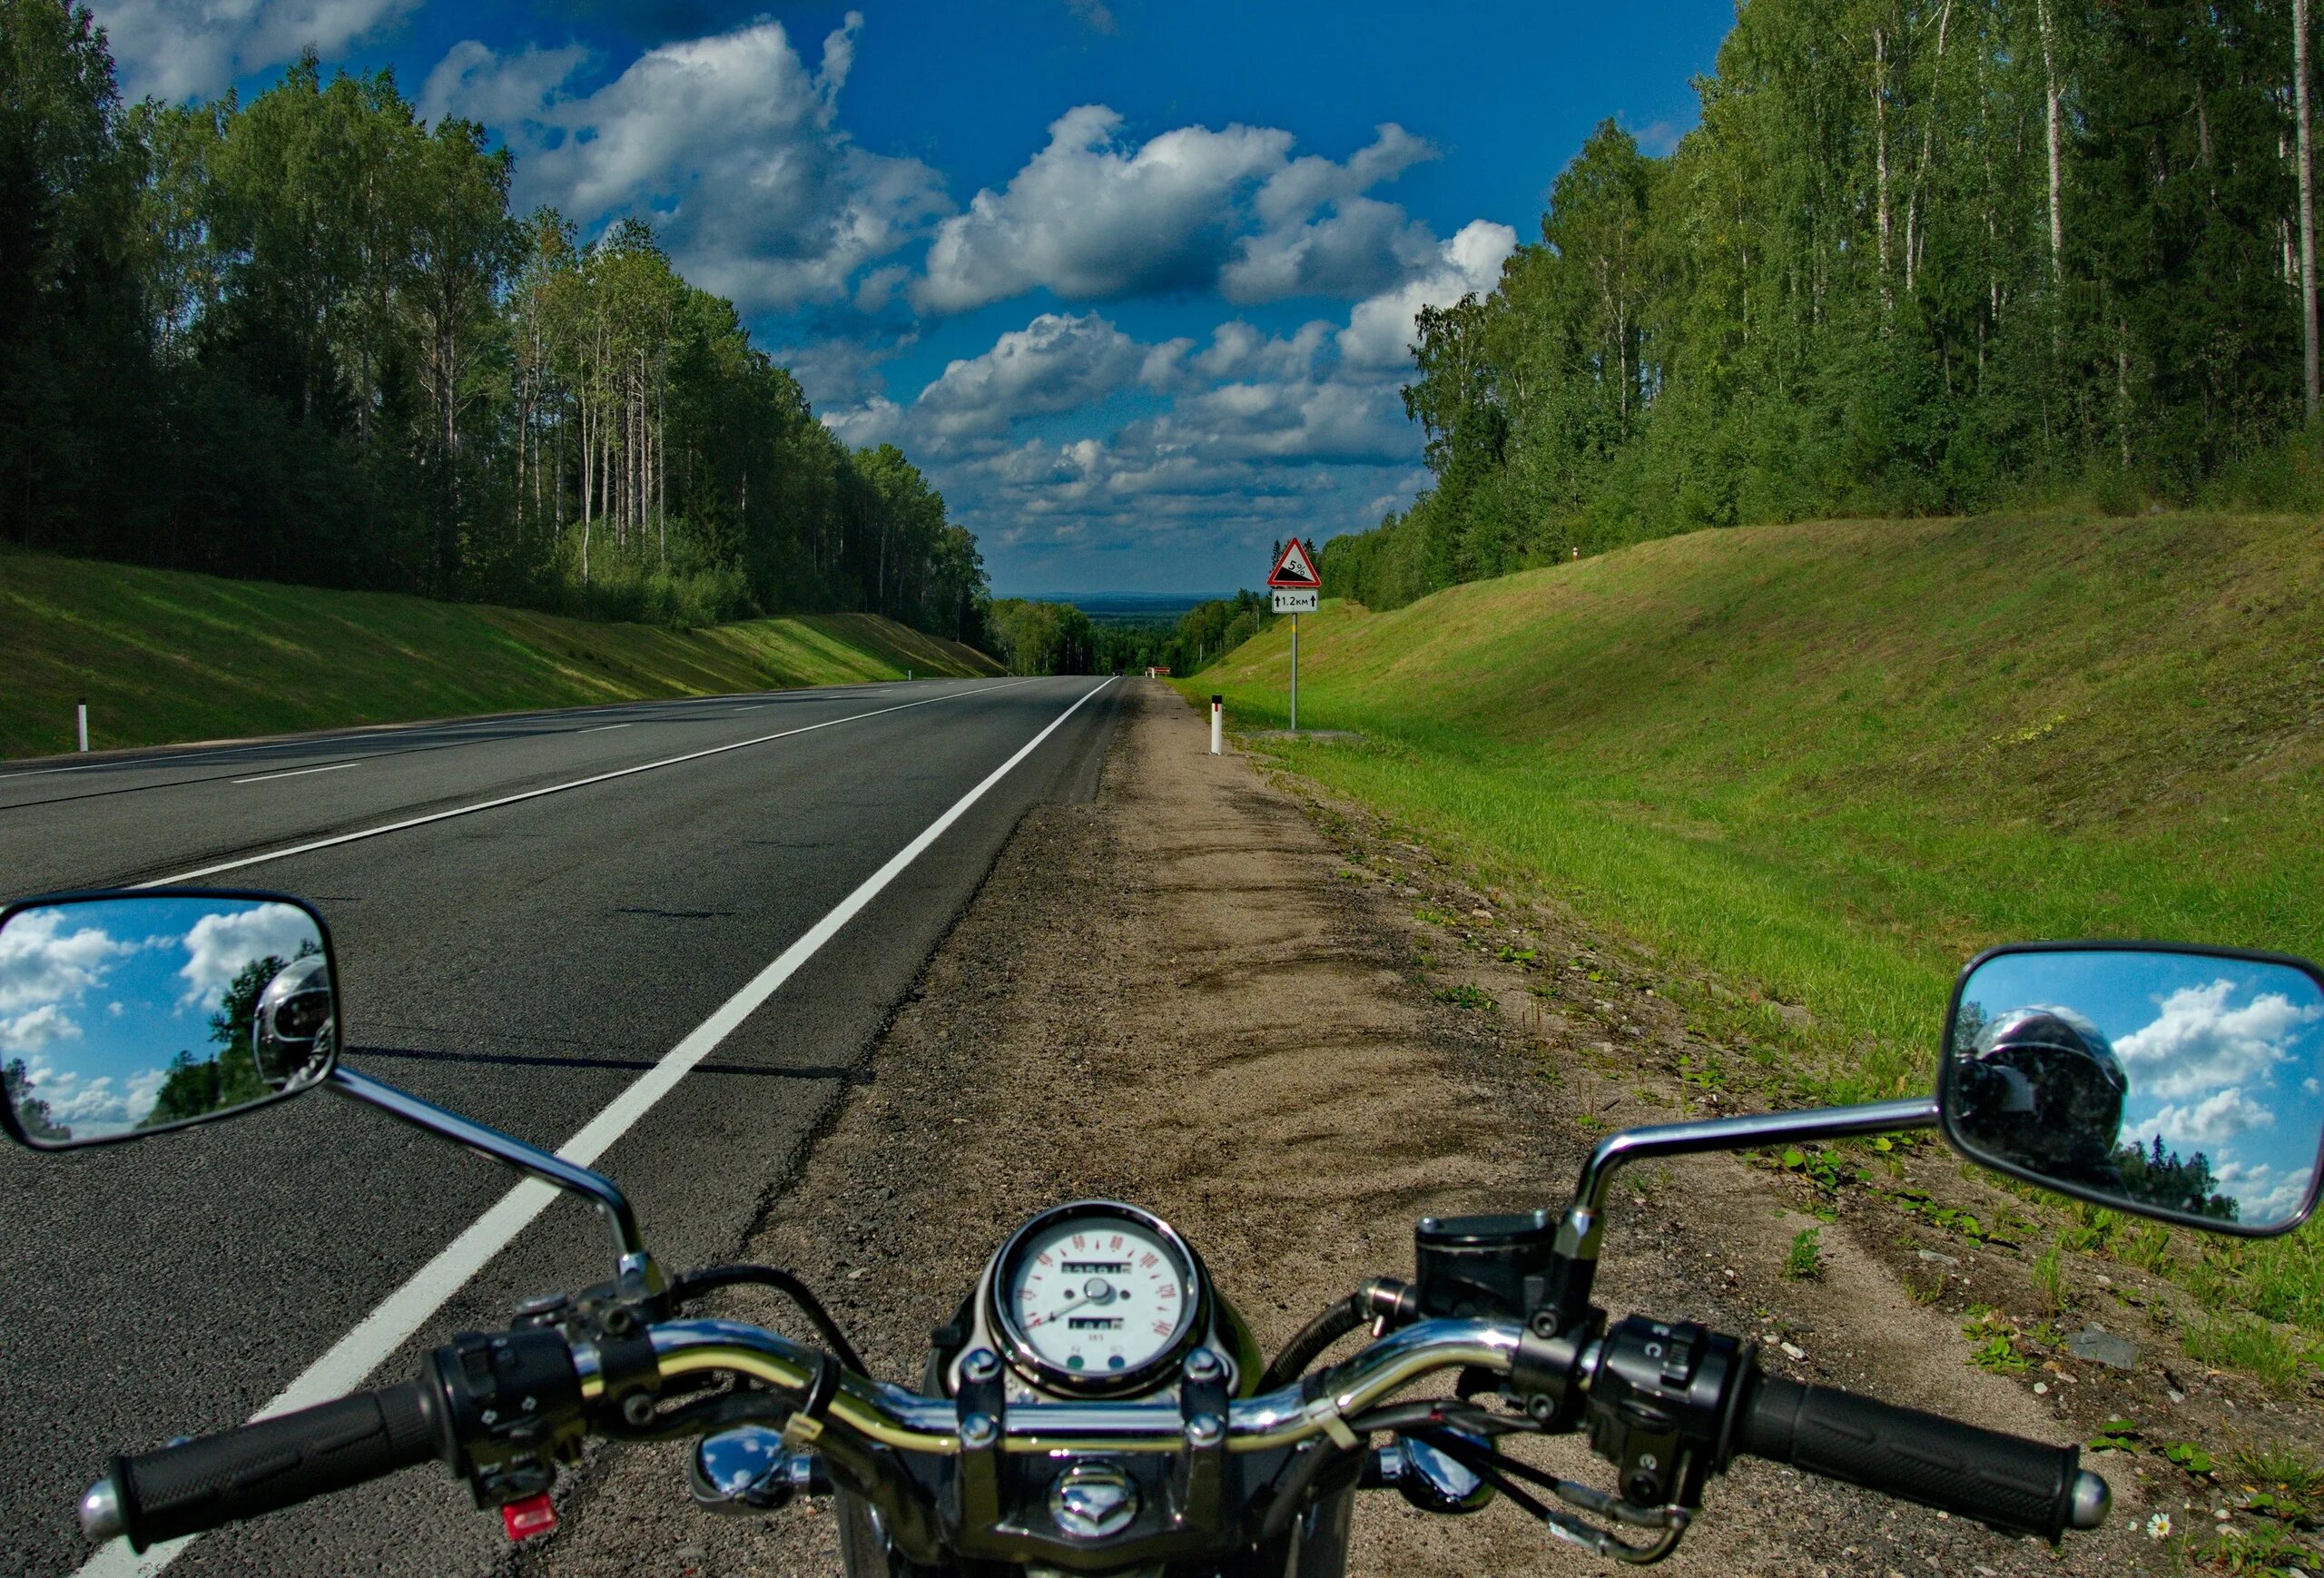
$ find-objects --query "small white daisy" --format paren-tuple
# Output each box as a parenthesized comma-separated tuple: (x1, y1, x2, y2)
(2145, 1512, 2171, 1541)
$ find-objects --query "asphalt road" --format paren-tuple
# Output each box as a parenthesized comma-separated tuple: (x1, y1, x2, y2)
(0, 676, 1123, 1577)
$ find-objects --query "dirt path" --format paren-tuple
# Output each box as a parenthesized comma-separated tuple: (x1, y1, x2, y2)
(522, 679, 2179, 1577)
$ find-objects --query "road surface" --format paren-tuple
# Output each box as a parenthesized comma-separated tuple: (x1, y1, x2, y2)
(0, 676, 1121, 1577)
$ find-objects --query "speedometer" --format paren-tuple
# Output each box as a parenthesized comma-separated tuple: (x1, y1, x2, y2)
(990, 1201, 1206, 1396)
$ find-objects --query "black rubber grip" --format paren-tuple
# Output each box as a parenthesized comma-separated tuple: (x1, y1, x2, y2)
(113, 1383, 444, 1551)
(1736, 1373, 2081, 1539)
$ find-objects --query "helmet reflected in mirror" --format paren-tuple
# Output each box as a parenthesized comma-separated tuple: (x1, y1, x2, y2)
(1940, 943, 2324, 1236)
(0, 890, 338, 1149)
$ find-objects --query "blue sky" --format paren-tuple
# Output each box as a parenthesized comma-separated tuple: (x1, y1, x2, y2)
(87, 0, 1735, 594)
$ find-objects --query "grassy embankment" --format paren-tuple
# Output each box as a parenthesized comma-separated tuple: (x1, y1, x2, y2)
(1181, 512, 2324, 1373)
(1, 547, 1003, 760)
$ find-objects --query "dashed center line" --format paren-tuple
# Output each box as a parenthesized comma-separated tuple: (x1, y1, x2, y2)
(577, 723, 632, 734)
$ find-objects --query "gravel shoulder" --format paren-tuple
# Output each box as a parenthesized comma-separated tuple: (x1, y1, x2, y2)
(517, 679, 2227, 1577)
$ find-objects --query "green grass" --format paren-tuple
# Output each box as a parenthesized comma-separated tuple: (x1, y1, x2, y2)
(1178, 509, 2324, 1368)
(0, 547, 1003, 758)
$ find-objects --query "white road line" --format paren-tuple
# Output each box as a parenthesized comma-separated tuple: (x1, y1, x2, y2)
(134, 681, 1035, 888)
(577, 723, 631, 734)
(230, 762, 361, 785)
(74, 676, 1113, 1578)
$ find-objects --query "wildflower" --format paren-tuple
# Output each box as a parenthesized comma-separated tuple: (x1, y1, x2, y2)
(2145, 1512, 2171, 1541)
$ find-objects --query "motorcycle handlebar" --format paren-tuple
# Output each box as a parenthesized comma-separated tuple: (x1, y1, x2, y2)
(86, 1383, 447, 1552)
(1732, 1371, 2108, 1541)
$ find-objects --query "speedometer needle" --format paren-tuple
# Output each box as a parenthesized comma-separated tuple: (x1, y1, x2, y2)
(1025, 1290, 1089, 1330)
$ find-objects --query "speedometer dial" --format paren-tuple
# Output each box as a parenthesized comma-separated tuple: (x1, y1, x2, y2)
(990, 1202, 1204, 1396)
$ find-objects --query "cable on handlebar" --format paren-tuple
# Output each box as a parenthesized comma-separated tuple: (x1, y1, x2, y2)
(667, 1266, 870, 1376)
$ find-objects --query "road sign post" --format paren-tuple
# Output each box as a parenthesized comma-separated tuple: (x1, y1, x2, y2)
(1266, 539, 1322, 736)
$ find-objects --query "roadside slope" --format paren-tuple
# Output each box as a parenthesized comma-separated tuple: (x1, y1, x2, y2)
(1184, 510, 2324, 1094)
(0, 548, 1005, 759)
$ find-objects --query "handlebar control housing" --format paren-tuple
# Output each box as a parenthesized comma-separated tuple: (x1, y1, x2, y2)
(428, 1327, 588, 1509)
(1585, 1315, 1753, 1510)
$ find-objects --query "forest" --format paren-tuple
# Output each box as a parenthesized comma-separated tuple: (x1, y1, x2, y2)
(0, 1, 986, 636)
(1327, 0, 2324, 610)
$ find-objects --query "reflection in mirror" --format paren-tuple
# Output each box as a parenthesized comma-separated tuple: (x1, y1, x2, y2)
(0, 894, 334, 1149)
(1946, 948, 2324, 1233)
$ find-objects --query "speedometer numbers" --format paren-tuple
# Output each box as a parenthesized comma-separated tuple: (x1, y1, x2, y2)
(991, 1203, 1205, 1396)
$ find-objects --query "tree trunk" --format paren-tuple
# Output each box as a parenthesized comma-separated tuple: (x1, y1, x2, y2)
(1875, 24, 1893, 317)
(2039, 0, 2064, 280)
(1905, 0, 1953, 299)
(2299, 0, 2319, 420)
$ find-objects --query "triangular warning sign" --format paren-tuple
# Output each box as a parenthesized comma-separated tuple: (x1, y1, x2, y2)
(1268, 538, 1321, 588)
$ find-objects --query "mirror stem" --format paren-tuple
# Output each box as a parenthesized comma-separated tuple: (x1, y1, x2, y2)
(1546, 1098, 1938, 1325)
(328, 1065, 652, 1270)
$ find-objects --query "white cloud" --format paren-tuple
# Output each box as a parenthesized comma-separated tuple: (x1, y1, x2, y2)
(917, 105, 1293, 313)
(25, 1060, 171, 1136)
(912, 312, 1154, 439)
(2249, 1165, 2317, 1224)
(0, 1003, 81, 1054)
(176, 903, 316, 1011)
(2115, 980, 2320, 1100)
(422, 15, 948, 313)
(2145, 1086, 2276, 1148)
(0, 909, 135, 1016)
(1337, 219, 1518, 369)
(94, 0, 419, 101)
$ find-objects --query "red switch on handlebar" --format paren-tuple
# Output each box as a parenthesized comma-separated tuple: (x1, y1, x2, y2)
(502, 1494, 557, 1542)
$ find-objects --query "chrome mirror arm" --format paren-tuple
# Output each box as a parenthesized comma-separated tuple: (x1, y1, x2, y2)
(328, 1065, 656, 1284)
(1544, 1098, 1938, 1324)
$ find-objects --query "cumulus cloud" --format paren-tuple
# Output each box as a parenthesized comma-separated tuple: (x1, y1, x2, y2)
(0, 1003, 81, 1054)
(421, 15, 948, 312)
(914, 113, 1451, 315)
(1337, 219, 1518, 368)
(22, 1059, 171, 1136)
(0, 909, 135, 1017)
(94, 0, 419, 101)
(912, 312, 1155, 439)
(2144, 1086, 2276, 1148)
(176, 903, 316, 1011)
(918, 106, 1292, 313)
(2115, 980, 2320, 1100)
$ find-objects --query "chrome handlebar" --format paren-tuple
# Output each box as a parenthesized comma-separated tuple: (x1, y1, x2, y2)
(645, 1315, 1525, 1455)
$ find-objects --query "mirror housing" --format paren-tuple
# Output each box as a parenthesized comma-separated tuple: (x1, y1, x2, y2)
(1939, 942, 2324, 1237)
(0, 889, 340, 1149)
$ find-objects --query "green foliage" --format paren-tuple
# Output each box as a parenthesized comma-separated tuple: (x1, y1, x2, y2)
(0, 9, 983, 639)
(1963, 1307, 2032, 1373)
(1430, 983, 1494, 1011)
(1324, 0, 2324, 612)
(2, 1056, 71, 1140)
(2183, 1317, 2324, 1389)
(2086, 1417, 2143, 1454)
(2168, 1441, 2220, 1476)
(1783, 1227, 1825, 1280)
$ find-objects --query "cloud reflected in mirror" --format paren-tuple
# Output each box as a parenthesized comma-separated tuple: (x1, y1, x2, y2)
(1947, 948, 2324, 1233)
(1, 895, 334, 1148)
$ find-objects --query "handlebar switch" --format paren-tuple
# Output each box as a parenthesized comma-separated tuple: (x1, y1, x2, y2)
(1585, 1316, 1749, 1510)
(429, 1329, 586, 1509)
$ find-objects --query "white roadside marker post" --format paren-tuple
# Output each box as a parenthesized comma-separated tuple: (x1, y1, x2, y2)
(1210, 694, 1223, 754)
(76, 699, 89, 753)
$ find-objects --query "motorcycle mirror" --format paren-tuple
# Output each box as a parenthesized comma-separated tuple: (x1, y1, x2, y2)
(0, 889, 340, 1149)
(1939, 942, 2324, 1237)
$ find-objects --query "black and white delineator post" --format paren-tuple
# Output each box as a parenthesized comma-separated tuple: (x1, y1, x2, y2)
(1210, 694, 1222, 754)
(1267, 538, 1322, 735)
(76, 699, 88, 753)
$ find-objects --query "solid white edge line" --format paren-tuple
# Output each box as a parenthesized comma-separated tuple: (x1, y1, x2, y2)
(230, 762, 362, 785)
(134, 681, 1033, 888)
(576, 723, 631, 734)
(73, 676, 1114, 1578)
